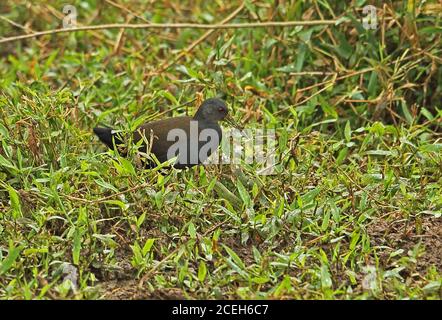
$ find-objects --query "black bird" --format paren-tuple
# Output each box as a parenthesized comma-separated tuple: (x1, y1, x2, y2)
(93, 98, 239, 168)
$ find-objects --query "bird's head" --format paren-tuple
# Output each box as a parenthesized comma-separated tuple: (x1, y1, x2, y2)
(194, 98, 228, 121)
(194, 98, 242, 129)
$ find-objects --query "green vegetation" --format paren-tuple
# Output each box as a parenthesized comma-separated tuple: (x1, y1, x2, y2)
(0, 1, 441, 299)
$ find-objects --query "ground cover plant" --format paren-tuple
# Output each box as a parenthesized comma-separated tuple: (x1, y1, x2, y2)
(0, 0, 441, 299)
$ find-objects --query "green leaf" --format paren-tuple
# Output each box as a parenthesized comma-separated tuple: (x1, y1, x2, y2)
(23, 247, 49, 255)
(335, 31, 353, 59)
(7, 185, 22, 219)
(344, 121, 352, 142)
(422, 281, 442, 294)
(419, 26, 442, 34)
(419, 144, 442, 153)
(349, 231, 361, 250)
(206, 177, 217, 194)
(130, 242, 143, 265)
(119, 158, 136, 175)
(251, 276, 270, 284)
(142, 238, 155, 256)
(154, 191, 163, 209)
(188, 222, 197, 239)
(237, 180, 250, 207)
(222, 245, 245, 270)
(176, 65, 199, 79)
(104, 200, 128, 210)
(44, 49, 59, 71)
(301, 188, 320, 205)
(72, 229, 82, 265)
(137, 212, 146, 228)
(274, 199, 284, 217)
(95, 179, 118, 192)
(198, 261, 207, 282)
(365, 149, 396, 156)
(159, 90, 178, 105)
(401, 101, 414, 124)
(276, 64, 296, 73)
(336, 147, 348, 165)
(0, 245, 22, 274)
(367, 71, 378, 97)
(420, 108, 434, 121)
(274, 275, 292, 296)
(321, 210, 331, 231)
(320, 264, 333, 289)
(0, 154, 18, 171)
(295, 43, 307, 72)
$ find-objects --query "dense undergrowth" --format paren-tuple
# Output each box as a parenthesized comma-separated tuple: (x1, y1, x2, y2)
(0, 1, 441, 299)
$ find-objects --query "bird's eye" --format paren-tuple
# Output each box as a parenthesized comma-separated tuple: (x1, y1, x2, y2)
(218, 107, 225, 112)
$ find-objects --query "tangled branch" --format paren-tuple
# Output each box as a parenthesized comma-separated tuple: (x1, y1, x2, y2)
(0, 20, 338, 44)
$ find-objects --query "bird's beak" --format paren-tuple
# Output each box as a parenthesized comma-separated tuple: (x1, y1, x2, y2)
(224, 114, 243, 131)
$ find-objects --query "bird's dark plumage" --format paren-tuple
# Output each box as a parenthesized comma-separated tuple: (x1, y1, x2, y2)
(92, 127, 123, 150)
(93, 98, 234, 168)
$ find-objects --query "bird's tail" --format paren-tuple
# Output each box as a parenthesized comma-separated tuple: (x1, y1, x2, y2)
(93, 127, 124, 151)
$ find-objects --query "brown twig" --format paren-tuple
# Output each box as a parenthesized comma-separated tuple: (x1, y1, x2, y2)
(0, 15, 34, 33)
(104, 0, 151, 23)
(0, 20, 338, 44)
(64, 180, 153, 204)
(156, 2, 247, 73)
(43, 4, 137, 57)
(289, 71, 336, 76)
(140, 3, 247, 103)
(275, 68, 377, 114)
(137, 247, 179, 288)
